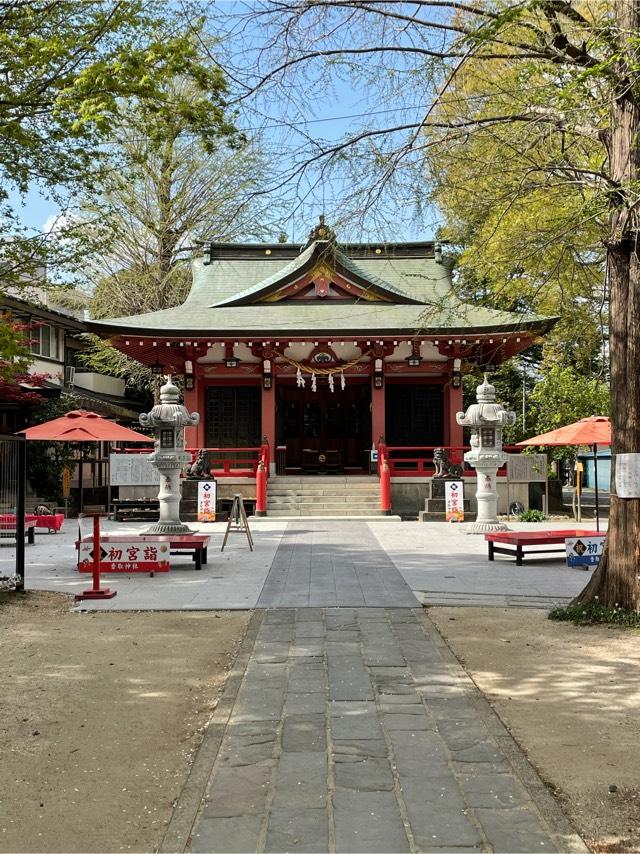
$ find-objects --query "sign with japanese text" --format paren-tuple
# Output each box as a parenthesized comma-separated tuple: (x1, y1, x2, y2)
(565, 536, 605, 567)
(506, 454, 547, 482)
(197, 480, 217, 522)
(444, 480, 464, 522)
(78, 541, 170, 573)
(110, 454, 158, 486)
(615, 453, 640, 498)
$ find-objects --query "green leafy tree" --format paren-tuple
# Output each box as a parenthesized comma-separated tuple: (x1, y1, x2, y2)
(1, 1, 240, 389)
(528, 365, 610, 465)
(76, 76, 277, 318)
(235, 0, 640, 610)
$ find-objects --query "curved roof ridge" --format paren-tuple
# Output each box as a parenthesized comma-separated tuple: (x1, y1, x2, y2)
(209, 239, 418, 307)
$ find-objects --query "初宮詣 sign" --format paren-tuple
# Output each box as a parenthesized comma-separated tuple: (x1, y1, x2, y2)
(197, 480, 217, 522)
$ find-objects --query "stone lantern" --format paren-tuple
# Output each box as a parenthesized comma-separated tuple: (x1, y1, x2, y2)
(456, 375, 516, 534)
(139, 375, 200, 534)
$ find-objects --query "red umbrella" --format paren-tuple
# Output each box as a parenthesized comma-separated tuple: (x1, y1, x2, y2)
(516, 416, 611, 448)
(19, 409, 151, 442)
(517, 416, 610, 530)
(18, 410, 152, 512)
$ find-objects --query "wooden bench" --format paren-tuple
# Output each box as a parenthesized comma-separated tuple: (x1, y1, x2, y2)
(0, 521, 36, 544)
(76, 533, 211, 570)
(485, 529, 603, 566)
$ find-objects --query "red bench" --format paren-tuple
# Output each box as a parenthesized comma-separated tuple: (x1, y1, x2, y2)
(0, 513, 64, 533)
(0, 520, 36, 544)
(485, 529, 603, 566)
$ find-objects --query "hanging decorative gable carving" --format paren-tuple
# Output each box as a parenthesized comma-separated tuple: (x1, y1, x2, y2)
(259, 261, 391, 303)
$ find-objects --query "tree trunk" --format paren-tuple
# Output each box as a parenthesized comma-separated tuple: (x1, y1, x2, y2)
(575, 0, 640, 610)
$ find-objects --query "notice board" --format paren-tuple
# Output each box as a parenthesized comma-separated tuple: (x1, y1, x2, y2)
(109, 454, 159, 487)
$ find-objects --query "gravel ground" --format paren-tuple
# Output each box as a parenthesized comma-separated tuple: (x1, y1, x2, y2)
(428, 606, 640, 853)
(0, 591, 249, 853)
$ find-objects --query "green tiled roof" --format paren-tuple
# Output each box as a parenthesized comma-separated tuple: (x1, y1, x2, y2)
(211, 240, 419, 306)
(89, 239, 556, 338)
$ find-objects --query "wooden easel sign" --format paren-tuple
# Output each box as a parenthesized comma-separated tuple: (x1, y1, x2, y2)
(221, 494, 254, 552)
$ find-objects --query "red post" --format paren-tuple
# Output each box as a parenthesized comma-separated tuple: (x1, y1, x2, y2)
(75, 513, 116, 601)
(256, 460, 267, 516)
(380, 456, 392, 515)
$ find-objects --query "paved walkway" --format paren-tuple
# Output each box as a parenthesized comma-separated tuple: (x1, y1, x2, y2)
(174, 608, 582, 854)
(14, 517, 597, 610)
(257, 522, 417, 608)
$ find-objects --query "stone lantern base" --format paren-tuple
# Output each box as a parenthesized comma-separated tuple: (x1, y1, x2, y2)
(466, 519, 510, 535)
(145, 519, 194, 535)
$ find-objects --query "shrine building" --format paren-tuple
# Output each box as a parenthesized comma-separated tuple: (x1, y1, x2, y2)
(90, 218, 554, 508)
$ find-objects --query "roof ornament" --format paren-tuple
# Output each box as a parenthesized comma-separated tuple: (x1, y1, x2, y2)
(305, 214, 337, 248)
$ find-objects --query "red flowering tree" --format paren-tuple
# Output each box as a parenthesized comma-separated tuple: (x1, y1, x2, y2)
(0, 313, 47, 405)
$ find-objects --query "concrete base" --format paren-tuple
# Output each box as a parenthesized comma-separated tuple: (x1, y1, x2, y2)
(144, 521, 196, 535)
(466, 520, 510, 535)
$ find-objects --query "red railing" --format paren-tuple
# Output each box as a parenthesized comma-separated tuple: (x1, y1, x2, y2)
(185, 445, 270, 478)
(377, 444, 523, 478)
(118, 444, 270, 479)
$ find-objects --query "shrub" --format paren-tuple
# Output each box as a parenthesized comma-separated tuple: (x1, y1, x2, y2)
(549, 602, 640, 628)
(518, 509, 546, 522)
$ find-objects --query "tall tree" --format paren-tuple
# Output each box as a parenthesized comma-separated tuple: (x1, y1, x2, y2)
(76, 79, 278, 319)
(0, 1, 239, 386)
(227, 0, 640, 609)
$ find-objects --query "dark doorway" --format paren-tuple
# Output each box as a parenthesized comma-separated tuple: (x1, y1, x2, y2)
(385, 384, 444, 446)
(205, 386, 261, 447)
(277, 381, 371, 472)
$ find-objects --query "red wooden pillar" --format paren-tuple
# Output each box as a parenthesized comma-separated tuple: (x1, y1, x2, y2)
(445, 382, 464, 449)
(183, 383, 201, 449)
(371, 376, 386, 447)
(261, 376, 276, 473)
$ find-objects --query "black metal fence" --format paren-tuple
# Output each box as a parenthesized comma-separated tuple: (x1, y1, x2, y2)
(0, 435, 26, 591)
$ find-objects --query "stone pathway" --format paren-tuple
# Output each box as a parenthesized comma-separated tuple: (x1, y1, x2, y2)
(257, 522, 418, 608)
(177, 608, 582, 854)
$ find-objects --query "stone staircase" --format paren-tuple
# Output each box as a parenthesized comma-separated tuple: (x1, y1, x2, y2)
(267, 475, 383, 517)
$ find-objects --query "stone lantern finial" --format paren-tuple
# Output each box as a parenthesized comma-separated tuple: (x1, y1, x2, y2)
(160, 375, 179, 403)
(476, 374, 495, 403)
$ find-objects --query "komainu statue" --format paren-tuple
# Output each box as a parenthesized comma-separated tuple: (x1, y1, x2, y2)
(432, 447, 463, 478)
(185, 449, 209, 479)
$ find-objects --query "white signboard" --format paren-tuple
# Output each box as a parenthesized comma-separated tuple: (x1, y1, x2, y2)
(79, 540, 170, 572)
(444, 480, 464, 522)
(615, 453, 640, 498)
(110, 454, 159, 487)
(197, 480, 217, 522)
(506, 454, 547, 482)
(565, 536, 605, 567)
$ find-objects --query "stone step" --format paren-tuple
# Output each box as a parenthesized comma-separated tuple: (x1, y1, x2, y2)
(268, 505, 382, 514)
(268, 505, 381, 513)
(269, 476, 377, 483)
(267, 509, 385, 517)
(268, 485, 379, 493)
(268, 494, 380, 502)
